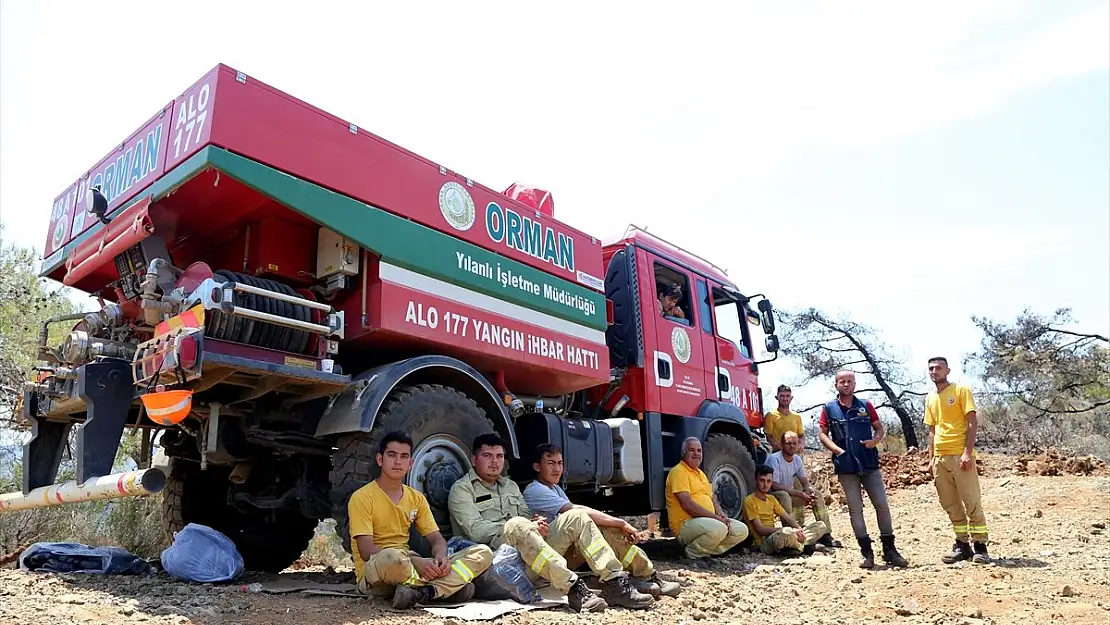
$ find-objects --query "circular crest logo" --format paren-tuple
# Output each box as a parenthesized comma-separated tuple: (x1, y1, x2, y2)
(671, 326, 692, 364)
(439, 181, 476, 231)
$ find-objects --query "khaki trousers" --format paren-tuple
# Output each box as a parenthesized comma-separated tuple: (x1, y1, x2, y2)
(758, 521, 829, 555)
(773, 480, 833, 535)
(933, 455, 988, 542)
(676, 517, 749, 558)
(358, 545, 493, 598)
(501, 509, 623, 593)
(565, 527, 654, 578)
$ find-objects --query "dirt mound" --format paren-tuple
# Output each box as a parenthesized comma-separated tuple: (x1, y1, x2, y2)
(1015, 448, 1109, 477)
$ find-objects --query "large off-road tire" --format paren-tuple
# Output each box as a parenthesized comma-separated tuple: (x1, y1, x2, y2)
(330, 383, 497, 556)
(701, 433, 757, 520)
(163, 461, 317, 573)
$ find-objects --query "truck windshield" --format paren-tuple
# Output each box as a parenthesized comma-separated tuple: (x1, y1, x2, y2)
(712, 292, 752, 359)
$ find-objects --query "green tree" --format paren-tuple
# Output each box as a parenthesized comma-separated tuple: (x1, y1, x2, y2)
(964, 308, 1110, 458)
(0, 227, 80, 425)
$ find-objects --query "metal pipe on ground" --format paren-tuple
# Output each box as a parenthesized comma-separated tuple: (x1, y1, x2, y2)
(0, 468, 167, 513)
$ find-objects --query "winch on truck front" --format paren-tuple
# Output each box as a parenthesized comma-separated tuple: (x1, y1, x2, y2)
(3, 64, 780, 573)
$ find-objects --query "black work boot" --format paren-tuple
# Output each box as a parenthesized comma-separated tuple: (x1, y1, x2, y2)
(600, 575, 655, 610)
(444, 582, 476, 603)
(971, 541, 991, 564)
(818, 534, 842, 548)
(568, 578, 608, 613)
(880, 534, 909, 568)
(392, 584, 436, 609)
(941, 540, 973, 564)
(857, 536, 875, 569)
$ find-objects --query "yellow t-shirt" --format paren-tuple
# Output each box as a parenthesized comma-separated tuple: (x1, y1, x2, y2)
(765, 410, 804, 444)
(348, 481, 439, 584)
(665, 461, 714, 535)
(742, 493, 786, 545)
(924, 383, 978, 457)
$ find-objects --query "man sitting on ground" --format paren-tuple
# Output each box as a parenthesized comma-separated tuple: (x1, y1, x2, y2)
(448, 433, 653, 612)
(768, 431, 840, 548)
(523, 443, 681, 599)
(665, 437, 749, 562)
(348, 431, 493, 609)
(743, 465, 830, 556)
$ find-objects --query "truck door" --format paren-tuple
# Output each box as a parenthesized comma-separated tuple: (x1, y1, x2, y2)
(694, 278, 722, 401)
(646, 256, 706, 417)
(708, 282, 761, 420)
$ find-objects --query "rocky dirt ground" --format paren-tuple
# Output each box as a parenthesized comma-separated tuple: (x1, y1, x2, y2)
(2, 451, 1109, 625)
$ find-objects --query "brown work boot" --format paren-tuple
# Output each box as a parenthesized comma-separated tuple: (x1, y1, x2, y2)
(600, 575, 655, 609)
(632, 572, 681, 598)
(568, 578, 607, 612)
(392, 585, 435, 610)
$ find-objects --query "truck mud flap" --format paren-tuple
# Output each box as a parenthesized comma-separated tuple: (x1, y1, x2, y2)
(75, 360, 135, 484)
(20, 389, 73, 495)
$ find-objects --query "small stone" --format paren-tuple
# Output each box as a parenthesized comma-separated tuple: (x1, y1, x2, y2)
(694, 610, 707, 620)
(1091, 528, 1103, 535)
(1011, 537, 1022, 544)
(962, 606, 983, 618)
(1061, 585, 1079, 597)
(838, 579, 851, 591)
(1033, 510, 1044, 518)
(120, 606, 136, 616)
(58, 594, 85, 605)
(1092, 522, 1106, 529)
(1041, 550, 1055, 556)
(895, 598, 921, 616)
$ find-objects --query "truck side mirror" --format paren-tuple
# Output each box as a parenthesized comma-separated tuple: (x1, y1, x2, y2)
(757, 299, 776, 335)
(765, 334, 780, 353)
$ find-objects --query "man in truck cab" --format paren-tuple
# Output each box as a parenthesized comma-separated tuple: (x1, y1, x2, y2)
(523, 443, 681, 599)
(658, 282, 686, 320)
(665, 437, 749, 562)
(447, 434, 654, 612)
(347, 431, 494, 609)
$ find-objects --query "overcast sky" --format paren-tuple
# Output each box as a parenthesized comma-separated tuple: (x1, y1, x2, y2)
(1, 0, 1107, 422)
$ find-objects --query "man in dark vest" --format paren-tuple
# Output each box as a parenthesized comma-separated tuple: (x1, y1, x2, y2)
(817, 370, 909, 569)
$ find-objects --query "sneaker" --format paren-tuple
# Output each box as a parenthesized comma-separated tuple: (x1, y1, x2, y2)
(971, 542, 991, 564)
(600, 575, 655, 610)
(392, 585, 435, 610)
(568, 578, 608, 613)
(444, 583, 476, 603)
(941, 541, 973, 564)
(632, 573, 682, 598)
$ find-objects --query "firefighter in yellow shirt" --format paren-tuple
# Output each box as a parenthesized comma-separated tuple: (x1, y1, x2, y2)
(347, 431, 493, 609)
(925, 357, 990, 564)
(665, 437, 749, 561)
(764, 385, 804, 451)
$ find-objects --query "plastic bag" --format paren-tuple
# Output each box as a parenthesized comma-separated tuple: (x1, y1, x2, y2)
(160, 523, 244, 583)
(446, 536, 538, 604)
(19, 542, 150, 575)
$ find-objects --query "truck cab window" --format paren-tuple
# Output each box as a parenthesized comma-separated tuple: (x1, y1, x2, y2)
(711, 286, 752, 359)
(696, 279, 713, 335)
(654, 262, 693, 327)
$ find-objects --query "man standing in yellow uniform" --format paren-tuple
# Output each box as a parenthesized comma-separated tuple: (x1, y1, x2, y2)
(348, 431, 493, 609)
(665, 437, 749, 562)
(743, 466, 829, 555)
(448, 433, 653, 612)
(764, 385, 804, 451)
(926, 357, 990, 564)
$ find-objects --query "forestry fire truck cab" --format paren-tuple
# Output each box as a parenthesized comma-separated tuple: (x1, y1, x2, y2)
(12, 64, 780, 571)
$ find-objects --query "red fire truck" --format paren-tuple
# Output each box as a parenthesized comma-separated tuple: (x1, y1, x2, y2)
(10, 64, 780, 571)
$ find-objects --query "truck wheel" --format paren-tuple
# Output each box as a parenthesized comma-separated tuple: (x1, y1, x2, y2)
(330, 384, 496, 555)
(702, 433, 756, 520)
(163, 462, 317, 573)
